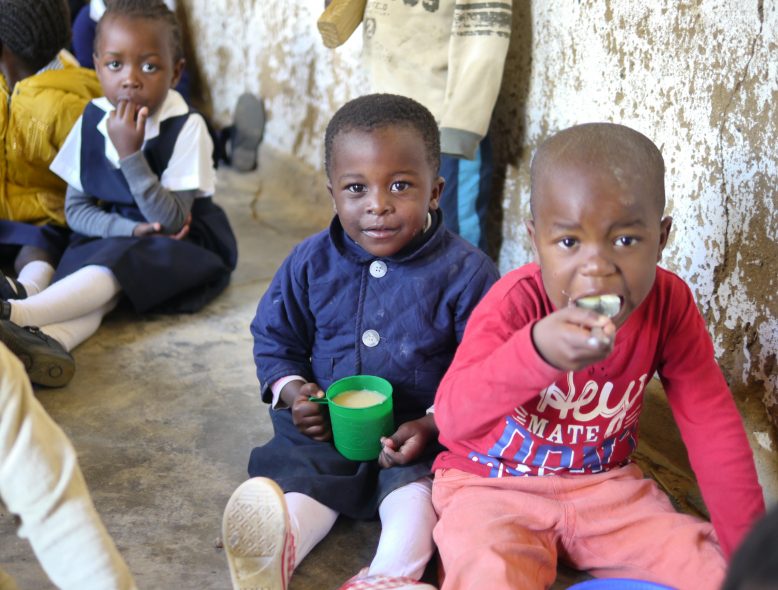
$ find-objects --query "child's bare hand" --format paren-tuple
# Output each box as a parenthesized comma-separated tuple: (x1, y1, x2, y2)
(107, 100, 148, 159)
(283, 381, 332, 442)
(378, 414, 437, 468)
(169, 214, 192, 240)
(532, 306, 616, 372)
(132, 214, 192, 239)
(132, 221, 162, 237)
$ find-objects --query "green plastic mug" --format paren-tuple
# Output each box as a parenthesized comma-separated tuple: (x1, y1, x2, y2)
(312, 375, 394, 461)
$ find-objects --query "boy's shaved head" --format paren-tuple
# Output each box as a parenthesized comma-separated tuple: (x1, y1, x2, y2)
(530, 123, 665, 218)
(526, 122, 673, 328)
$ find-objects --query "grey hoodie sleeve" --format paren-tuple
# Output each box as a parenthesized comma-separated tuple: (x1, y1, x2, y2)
(65, 185, 139, 237)
(118, 151, 197, 233)
(64, 153, 198, 238)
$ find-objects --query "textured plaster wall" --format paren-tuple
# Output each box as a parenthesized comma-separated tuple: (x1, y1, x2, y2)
(488, 1, 777, 497)
(181, 1, 777, 495)
(181, 0, 365, 169)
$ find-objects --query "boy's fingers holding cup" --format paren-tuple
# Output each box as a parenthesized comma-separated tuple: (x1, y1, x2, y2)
(290, 384, 330, 438)
(301, 382, 324, 395)
(299, 382, 325, 399)
(296, 412, 332, 441)
(378, 440, 406, 467)
(380, 436, 397, 450)
(295, 398, 325, 419)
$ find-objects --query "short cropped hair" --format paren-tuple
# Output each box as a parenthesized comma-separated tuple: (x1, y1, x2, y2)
(530, 122, 666, 217)
(95, 0, 183, 62)
(0, 0, 71, 72)
(324, 93, 440, 178)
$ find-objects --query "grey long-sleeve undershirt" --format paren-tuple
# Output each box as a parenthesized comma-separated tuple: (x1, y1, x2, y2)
(64, 150, 197, 238)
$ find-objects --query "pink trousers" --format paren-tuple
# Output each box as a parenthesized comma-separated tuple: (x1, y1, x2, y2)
(432, 464, 725, 590)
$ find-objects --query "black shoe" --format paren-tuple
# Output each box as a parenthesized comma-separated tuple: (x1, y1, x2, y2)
(0, 270, 26, 300)
(224, 93, 265, 172)
(0, 300, 9, 320)
(0, 320, 75, 387)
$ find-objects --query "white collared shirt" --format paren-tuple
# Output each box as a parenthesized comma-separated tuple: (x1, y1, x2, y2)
(50, 89, 215, 196)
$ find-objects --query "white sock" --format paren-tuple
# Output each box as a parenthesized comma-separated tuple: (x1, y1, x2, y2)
(284, 492, 338, 569)
(39, 296, 119, 352)
(16, 260, 55, 297)
(9, 266, 120, 328)
(369, 478, 436, 579)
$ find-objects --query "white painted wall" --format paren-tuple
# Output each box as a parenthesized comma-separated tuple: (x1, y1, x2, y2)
(185, 0, 364, 169)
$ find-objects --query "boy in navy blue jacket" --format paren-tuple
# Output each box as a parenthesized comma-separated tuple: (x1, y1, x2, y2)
(222, 94, 499, 590)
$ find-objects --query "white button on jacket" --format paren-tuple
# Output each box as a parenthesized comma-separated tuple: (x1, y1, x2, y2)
(362, 329, 380, 347)
(369, 260, 387, 278)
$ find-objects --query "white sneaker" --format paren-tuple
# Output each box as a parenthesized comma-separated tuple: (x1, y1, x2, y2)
(222, 478, 295, 590)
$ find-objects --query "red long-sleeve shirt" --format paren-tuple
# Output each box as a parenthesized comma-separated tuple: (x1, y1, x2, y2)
(434, 263, 764, 557)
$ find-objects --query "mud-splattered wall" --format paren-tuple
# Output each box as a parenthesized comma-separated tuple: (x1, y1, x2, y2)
(182, 0, 365, 167)
(181, 0, 777, 495)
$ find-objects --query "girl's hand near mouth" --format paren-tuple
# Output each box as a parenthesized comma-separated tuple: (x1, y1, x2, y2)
(107, 100, 149, 159)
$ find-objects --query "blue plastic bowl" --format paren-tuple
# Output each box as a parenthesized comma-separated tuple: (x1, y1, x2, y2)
(567, 579, 677, 590)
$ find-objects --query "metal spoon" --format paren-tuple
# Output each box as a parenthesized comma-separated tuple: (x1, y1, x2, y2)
(575, 294, 621, 347)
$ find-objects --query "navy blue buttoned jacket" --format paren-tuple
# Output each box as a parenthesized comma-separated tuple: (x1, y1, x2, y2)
(251, 210, 499, 425)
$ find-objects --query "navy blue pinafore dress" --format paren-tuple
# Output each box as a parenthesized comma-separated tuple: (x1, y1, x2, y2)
(0, 221, 70, 262)
(54, 103, 237, 313)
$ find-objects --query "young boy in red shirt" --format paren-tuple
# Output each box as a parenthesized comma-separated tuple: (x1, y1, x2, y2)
(431, 122, 765, 590)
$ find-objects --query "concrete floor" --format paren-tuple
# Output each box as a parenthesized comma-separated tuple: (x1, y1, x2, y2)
(0, 147, 704, 589)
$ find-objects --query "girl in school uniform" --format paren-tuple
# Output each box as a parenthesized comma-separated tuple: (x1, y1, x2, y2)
(0, 0, 237, 387)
